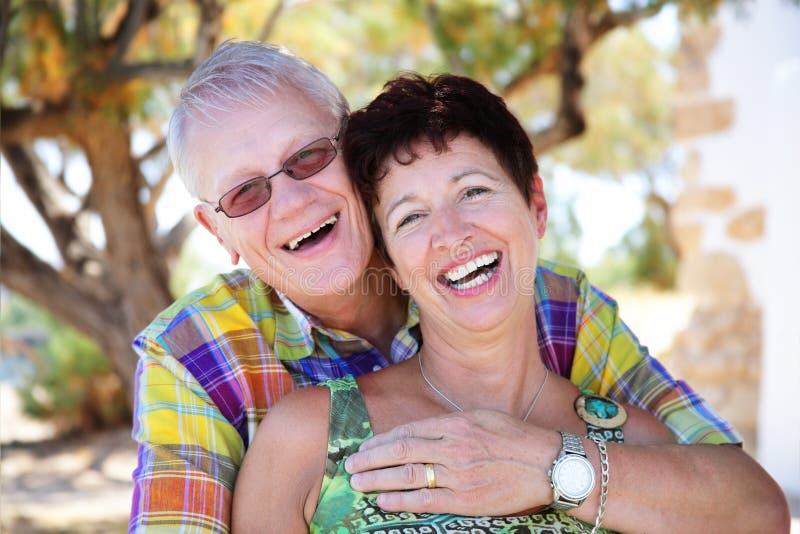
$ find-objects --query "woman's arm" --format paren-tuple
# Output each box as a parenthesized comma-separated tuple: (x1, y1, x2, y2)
(232, 386, 330, 533)
(619, 401, 675, 445)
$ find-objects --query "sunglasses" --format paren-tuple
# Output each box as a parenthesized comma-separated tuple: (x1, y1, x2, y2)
(209, 118, 346, 218)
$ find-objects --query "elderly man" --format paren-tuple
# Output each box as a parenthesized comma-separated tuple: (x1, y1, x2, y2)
(130, 41, 788, 533)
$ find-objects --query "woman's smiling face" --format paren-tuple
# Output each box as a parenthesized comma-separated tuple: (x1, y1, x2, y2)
(374, 135, 548, 333)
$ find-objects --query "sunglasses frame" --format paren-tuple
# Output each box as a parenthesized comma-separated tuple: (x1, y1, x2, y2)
(208, 117, 347, 218)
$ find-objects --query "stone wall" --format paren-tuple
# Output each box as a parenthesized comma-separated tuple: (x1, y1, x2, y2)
(666, 21, 764, 450)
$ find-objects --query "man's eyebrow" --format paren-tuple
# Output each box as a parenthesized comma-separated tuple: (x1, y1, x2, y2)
(217, 169, 265, 194)
(218, 131, 314, 191)
(383, 169, 499, 222)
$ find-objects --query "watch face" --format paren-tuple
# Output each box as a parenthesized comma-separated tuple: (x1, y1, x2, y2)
(553, 455, 595, 501)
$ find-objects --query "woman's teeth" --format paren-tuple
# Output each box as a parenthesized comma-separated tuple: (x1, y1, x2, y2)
(443, 251, 499, 289)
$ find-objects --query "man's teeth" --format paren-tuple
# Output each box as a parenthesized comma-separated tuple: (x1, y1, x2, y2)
(287, 215, 337, 251)
(444, 252, 499, 283)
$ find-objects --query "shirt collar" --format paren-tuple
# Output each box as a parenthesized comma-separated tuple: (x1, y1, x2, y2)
(273, 289, 420, 364)
(391, 296, 420, 363)
(272, 289, 316, 361)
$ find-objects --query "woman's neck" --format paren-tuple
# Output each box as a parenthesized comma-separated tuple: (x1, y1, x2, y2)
(415, 304, 546, 417)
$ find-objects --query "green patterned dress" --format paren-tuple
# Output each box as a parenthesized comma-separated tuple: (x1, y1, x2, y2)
(310, 375, 611, 534)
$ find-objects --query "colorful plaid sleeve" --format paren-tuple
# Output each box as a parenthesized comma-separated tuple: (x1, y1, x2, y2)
(130, 339, 240, 533)
(550, 262, 742, 445)
(129, 272, 296, 533)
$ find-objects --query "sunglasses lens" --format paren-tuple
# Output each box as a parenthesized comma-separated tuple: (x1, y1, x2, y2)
(221, 177, 271, 217)
(284, 139, 336, 180)
(215, 136, 338, 217)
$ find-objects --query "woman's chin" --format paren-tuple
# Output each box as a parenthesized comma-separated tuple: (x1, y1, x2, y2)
(445, 307, 512, 334)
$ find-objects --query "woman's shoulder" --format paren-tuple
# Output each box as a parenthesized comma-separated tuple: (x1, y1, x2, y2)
(252, 384, 331, 447)
(234, 385, 332, 531)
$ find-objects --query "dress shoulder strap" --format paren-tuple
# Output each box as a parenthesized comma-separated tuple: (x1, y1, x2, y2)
(320, 375, 373, 478)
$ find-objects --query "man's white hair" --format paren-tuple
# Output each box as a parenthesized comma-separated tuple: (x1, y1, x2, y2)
(167, 40, 350, 197)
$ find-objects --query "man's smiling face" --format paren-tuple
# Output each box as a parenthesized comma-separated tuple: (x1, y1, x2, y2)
(190, 92, 374, 308)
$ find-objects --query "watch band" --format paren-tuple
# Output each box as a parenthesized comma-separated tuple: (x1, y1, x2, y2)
(549, 431, 595, 511)
(560, 430, 586, 456)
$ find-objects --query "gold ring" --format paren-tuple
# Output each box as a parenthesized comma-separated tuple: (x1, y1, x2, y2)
(424, 463, 436, 489)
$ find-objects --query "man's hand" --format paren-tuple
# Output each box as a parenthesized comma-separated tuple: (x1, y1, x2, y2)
(344, 410, 560, 516)
(343, 409, 790, 533)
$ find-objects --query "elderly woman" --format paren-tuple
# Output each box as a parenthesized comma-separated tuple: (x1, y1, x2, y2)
(232, 74, 783, 533)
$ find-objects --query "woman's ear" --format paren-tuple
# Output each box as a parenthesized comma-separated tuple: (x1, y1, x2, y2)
(376, 246, 408, 292)
(529, 174, 548, 239)
(194, 204, 240, 265)
(387, 264, 406, 291)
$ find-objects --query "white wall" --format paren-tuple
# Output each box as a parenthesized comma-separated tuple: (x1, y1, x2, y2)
(705, 0, 800, 499)
(761, 55, 800, 500)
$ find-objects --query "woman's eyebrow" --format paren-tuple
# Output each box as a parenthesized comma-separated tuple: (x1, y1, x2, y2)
(451, 169, 500, 183)
(385, 193, 419, 223)
(384, 169, 500, 221)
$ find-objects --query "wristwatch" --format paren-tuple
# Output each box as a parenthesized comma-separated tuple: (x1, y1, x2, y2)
(548, 431, 595, 510)
(574, 393, 628, 443)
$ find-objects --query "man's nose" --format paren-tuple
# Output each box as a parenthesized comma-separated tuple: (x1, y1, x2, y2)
(269, 173, 318, 221)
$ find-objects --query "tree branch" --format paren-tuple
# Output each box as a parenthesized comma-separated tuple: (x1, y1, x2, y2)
(1, 105, 73, 144)
(142, 160, 173, 232)
(2, 142, 112, 288)
(528, 1, 590, 154)
(502, 1, 669, 101)
(55, 140, 80, 196)
(258, 0, 285, 42)
(2, 143, 53, 219)
(193, 0, 223, 66)
(158, 212, 196, 260)
(134, 136, 166, 164)
(147, 161, 173, 208)
(75, 0, 91, 50)
(424, 1, 467, 75)
(0, 0, 13, 65)
(100, 59, 197, 82)
(2, 143, 76, 263)
(591, 0, 669, 35)
(108, 0, 148, 67)
(0, 227, 117, 341)
(501, 48, 561, 99)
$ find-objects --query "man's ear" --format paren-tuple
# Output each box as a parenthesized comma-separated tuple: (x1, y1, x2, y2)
(194, 204, 240, 265)
(530, 174, 548, 239)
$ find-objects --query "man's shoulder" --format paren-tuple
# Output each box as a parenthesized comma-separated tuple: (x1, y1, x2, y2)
(537, 258, 587, 282)
(136, 269, 277, 346)
(536, 259, 591, 300)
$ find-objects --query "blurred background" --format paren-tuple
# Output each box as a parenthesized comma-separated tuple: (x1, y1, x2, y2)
(1, 0, 798, 532)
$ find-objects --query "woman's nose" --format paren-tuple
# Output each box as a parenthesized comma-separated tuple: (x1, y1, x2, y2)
(431, 207, 474, 259)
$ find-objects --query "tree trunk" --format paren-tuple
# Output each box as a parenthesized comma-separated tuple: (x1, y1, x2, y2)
(1, 109, 175, 406)
(73, 112, 174, 403)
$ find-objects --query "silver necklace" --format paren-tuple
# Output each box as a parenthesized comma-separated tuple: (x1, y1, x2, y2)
(418, 353, 550, 422)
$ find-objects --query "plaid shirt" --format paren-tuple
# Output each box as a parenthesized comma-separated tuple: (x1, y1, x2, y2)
(130, 260, 740, 533)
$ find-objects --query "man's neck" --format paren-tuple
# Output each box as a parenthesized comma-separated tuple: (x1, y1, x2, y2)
(292, 254, 408, 358)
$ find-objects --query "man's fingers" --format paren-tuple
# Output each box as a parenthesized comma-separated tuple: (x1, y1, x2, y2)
(345, 437, 444, 474)
(350, 462, 447, 492)
(373, 488, 456, 514)
(357, 419, 445, 451)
